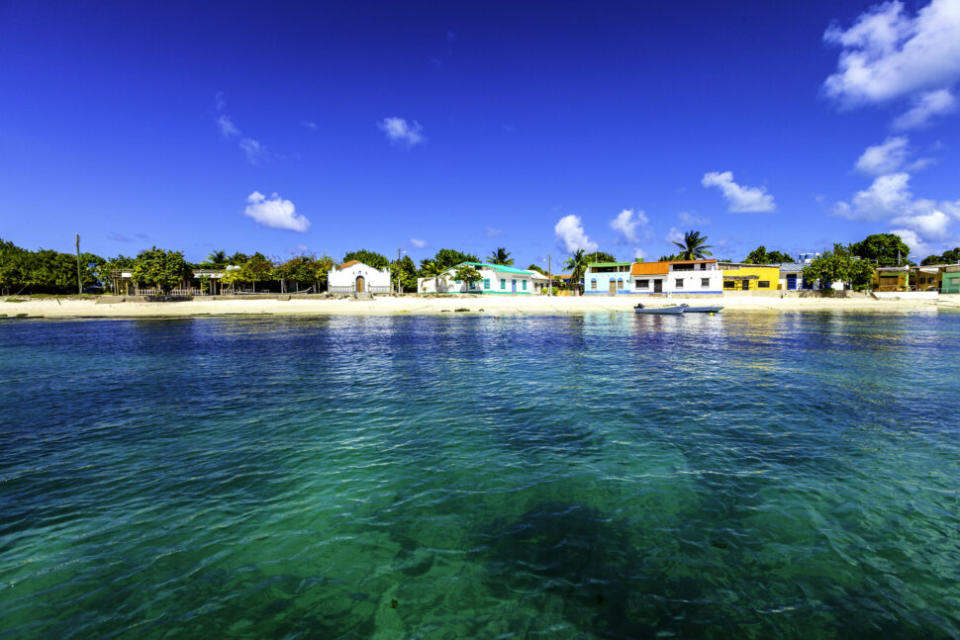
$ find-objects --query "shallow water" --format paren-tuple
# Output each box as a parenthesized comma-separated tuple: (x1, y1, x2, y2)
(1, 313, 958, 638)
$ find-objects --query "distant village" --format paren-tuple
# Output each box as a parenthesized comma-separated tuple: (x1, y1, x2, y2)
(1, 232, 959, 297)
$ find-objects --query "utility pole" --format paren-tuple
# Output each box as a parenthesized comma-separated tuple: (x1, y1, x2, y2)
(75, 234, 82, 294)
(397, 247, 402, 294)
(548, 253, 552, 296)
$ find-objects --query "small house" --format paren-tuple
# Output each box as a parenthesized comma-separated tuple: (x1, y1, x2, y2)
(417, 262, 549, 294)
(942, 266, 960, 294)
(720, 263, 781, 292)
(328, 260, 392, 294)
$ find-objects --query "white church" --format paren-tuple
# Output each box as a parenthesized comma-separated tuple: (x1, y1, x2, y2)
(327, 260, 392, 294)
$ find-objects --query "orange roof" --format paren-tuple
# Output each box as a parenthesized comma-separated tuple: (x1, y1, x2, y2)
(631, 262, 669, 276)
(338, 260, 360, 269)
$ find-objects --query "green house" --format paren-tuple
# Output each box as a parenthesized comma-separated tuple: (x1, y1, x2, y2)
(943, 267, 960, 294)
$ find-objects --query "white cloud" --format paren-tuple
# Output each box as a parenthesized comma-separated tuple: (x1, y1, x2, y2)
(855, 136, 909, 174)
(677, 211, 710, 226)
(892, 88, 957, 129)
(239, 138, 266, 164)
(666, 227, 685, 244)
(823, 0, 960, 106)
(893, 208, 951, 237)
(554, 214, 598, 253)
(633, 248, 646, 261)
(889, 228, 929, 257)
(244, 192, 310, 232)
(302, 120, 318, 131)
(378, 117, 425, 146)
(835, 172, 913, 220)
(609, 208, 648, 242)
(217, 115, 240, 138)
(484, 226, 502, 238)
(410, 237, 427, 248)
(701, 171, 776, 212)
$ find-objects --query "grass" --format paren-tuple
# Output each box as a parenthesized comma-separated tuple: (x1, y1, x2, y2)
(4, 298, 26, 303)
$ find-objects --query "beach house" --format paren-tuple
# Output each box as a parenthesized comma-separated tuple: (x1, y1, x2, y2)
(720, 263, 781, 293)
(328, 260, 391, 294)
(584, 259, 722, 294)
(417, 262, 549, 294)
(942, 266, 960, 294)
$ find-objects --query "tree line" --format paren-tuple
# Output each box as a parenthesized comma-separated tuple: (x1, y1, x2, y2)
(3, 232, 956, 295)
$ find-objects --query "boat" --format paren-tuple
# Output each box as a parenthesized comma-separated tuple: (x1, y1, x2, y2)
(634, 303, 686, 315)
(678, 303, 723, 314)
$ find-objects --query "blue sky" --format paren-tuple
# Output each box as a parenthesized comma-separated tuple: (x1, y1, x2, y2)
(2, 0, 959, 266)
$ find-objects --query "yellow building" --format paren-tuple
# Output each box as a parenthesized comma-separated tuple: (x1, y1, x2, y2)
(720, 263, 781, 292)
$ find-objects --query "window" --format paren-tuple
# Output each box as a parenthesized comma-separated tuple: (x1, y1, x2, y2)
(758, 280, 770, 288)
(454, 279, 462, 284)
(724, 280, 735, 289)
(590, 278, 597, 290)
(699, 263, 706, 270)
(484, 278, 490, 289)
(522, 280, 527, 290)
(469, 281, 476, 290)
(675, 279, 684, 288)
(636, 279, 649, 288)
(500, 279, 505, 290)
(673, 264, 694, 271)
(617, 279, 624, 289)
(701, 278, 710, 287)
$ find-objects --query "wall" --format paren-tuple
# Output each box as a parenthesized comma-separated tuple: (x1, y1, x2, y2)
(722, 266, 780, 292)
(328, 263, 391, 293)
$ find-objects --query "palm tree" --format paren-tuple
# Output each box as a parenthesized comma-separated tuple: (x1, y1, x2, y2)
(207, 250, 227, 266)
(486, 247, 513, 266)
(563, 249, 587, 296)
(420, 260, 446, 293)
(672, 231, 713, 260)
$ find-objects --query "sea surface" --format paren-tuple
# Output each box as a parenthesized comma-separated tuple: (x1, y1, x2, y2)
(1, 312, 959, 639)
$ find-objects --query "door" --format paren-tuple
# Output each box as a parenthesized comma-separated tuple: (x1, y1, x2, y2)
(356, 276, 365, 293)
(787, 275, 797, 290)
(654, 279, 662, 293)
(511, 279, 516, 292)
(609, 280, 617, 295)
(741, 280, 749, 291)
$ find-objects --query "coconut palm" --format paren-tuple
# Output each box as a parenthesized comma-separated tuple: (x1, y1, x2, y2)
(563, 249, 587, 296)
(672, 231, 713, 260)
(207, 250, 227, 266)
(486, 247, 513, 266)
(420, 260, 447, 293)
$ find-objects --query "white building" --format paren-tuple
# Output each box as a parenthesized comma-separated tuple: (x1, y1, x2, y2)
(584, 260, 722, 295)
(417, 262, 549, 294)
(328, 260, 392, 294)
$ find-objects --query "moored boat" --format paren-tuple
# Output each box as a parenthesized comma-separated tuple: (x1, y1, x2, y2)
(634, 303, 686, 315)
(679, 304, 723, 313)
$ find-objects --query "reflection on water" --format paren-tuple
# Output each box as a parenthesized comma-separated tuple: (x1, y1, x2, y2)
(1, 313, 958, 638)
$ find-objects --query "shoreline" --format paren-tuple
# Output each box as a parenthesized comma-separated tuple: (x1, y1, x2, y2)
(2, 294, 958, 318)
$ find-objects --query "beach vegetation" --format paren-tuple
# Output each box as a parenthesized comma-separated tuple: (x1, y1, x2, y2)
(850, 233, 912, 267)
(487, 248, 514, 266)
(227, 252, 250, 266)
(342, 249, 389, 270)
(422, 249, 479, 272)
(743, 246, 795, 264)
(0, 237, 104, 295)
(131, 247, 193, 295)
(564, 249, 588, 296)
(802, 244, 874, 291)
(420, 260, 446, 292)
(921, 247, 960, 265)
(527, 264, 546, 274)
(453, 264, 482, 290)
(390, 255, 419, 292)
(239, 253, 274, 293)
(671, 230, 713, 260)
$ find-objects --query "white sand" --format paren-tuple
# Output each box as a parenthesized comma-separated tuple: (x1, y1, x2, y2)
(2, 294, 957, 318)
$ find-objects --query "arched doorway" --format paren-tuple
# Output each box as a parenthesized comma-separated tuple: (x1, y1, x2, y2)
(355, 276, 366, 293)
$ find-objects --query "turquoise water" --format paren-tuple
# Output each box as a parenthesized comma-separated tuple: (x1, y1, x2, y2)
(1, 313, 959, 638)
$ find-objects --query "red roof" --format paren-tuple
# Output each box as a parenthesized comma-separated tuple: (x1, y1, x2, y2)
(338, 260, 360, 269)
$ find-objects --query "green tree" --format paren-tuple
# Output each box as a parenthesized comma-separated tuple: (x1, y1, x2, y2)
(527, 264, 546, 275)
(0, 238, 28, 294)
(453, 263, 483, 291)
(921, 247, 960, 265)
(802, 244, 874, 292)
(423, 249, 480, 272)
(98, 255, 136, 295)
(342, 249, 389, 270)
(850, 233, 911, 266)
(390, 255, 419, 292)
(672, 230, 713, 260)
(227, 252, 249, 266)
(563, 249, 588, 296)
(658, 254, 679, 262)
(420, 260, 447, 292)
(486, 247, 513, 266)
(131, 247, 193, 295)
(241, 253, 274, 293)
(206, 250, 227, 266)
(743, 246, 795, 264)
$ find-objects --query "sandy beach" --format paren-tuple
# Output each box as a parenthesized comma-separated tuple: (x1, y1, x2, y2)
(2, 294, 958, 318)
